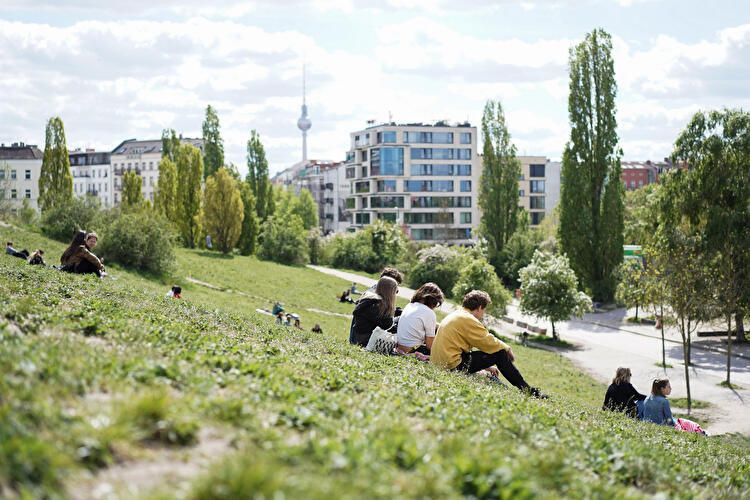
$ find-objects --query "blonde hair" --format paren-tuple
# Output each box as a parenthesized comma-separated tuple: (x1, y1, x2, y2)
(612, 367, 632, 385)
(374, 276, 398, 318)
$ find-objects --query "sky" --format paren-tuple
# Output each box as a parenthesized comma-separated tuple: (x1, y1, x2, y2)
(1, 0, 749, 175)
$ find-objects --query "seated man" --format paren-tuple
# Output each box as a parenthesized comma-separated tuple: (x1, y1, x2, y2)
(431, 290, 546, 398)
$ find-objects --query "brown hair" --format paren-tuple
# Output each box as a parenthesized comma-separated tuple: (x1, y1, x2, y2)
(612, 367, 632, 385)
(374, 276, 399, 317)
(651, 378, 670, 396)
(61, 230, 87, 264)
(462, 290, 491, 311)
(411, 282, 444, 309)
(380, 267, 403, 285)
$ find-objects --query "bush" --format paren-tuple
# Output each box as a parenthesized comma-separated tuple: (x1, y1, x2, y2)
(40, 196, 101, 242)
(258, 214, 308, 266)
(96, 208, 176, 275)
(496, 227, 543, 289)
(322, 220, 408, 273)
(408, 245, 463, 297)
(452, 257, 511, 316)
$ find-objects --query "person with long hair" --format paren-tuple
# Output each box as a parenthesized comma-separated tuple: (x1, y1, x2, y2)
(349, 276, 398, 347)
(602, 367, 646, 418)
(642, 378, 675, 426)
(396, 282, 444, 355)
(60, 230, 106, 277)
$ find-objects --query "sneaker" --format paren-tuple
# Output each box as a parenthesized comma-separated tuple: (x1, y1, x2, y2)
(487, 374, 506, 387)
(527, 387, 549, 399)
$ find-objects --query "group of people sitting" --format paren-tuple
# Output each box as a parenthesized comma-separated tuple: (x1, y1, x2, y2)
(6, 230, 106, 277)
(6, 242, 46, 266)
(348, 268, 547, 398)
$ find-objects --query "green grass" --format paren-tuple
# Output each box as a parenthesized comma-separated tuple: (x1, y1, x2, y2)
(670, 398, 712, 410)
(720, 381, 744, 390)
(2, 224, 750, 498)
(655, 362, 674, 369)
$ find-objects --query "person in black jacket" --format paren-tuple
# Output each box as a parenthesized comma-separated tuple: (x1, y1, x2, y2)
(603, 367, 646, 418)
(348, 276, 398, 347)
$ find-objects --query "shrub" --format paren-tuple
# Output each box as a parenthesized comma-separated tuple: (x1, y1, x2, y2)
(408, 245, 463, 297)
(496, 227, 543, 289)
(258, 214, 308, 266)
(96, 208, 176, 275)
(323, 220, 408, 273)
(452, 257, 511, 316)
(40, 195, 101, 242)
(307, 227, 323, 265)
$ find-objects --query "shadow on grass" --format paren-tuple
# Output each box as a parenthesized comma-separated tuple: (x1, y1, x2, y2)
(195, 251, 235, 260)
(527, 335, 583, 352)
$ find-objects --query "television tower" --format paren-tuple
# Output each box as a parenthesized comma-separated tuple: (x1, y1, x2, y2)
(297, 65, 312, 162)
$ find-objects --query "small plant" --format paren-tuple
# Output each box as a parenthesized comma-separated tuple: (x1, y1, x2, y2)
(117, 391, 199, 446)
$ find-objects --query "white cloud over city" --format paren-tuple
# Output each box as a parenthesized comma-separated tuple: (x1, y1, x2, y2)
(1, 1, 749, 174)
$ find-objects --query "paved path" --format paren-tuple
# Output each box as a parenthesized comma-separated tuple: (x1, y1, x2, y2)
(309, 265, 750, 435)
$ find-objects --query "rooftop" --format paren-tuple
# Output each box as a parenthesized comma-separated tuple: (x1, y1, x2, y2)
(0, 143, 43, 160)
(621, 160, 670, 170)
(111, 137, 204, 156)
(361, 120, 473, 131)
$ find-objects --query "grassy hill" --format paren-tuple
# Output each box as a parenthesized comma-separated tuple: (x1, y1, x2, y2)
(1, 224, 749, 499)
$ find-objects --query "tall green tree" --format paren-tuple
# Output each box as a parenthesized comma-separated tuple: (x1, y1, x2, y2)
(615, 260, 647, 321)
(122, 170, 144, 208)
(38, 116, 73, 212)
(246, 130, 270, 221)
(202, 105, 224, 179)
(292, 188, 319, 230)
(238, 182, 260, 256)
(161, 129, 181, 162)
(259, 214, 308, 266)
(154, 158, 178, 223)
(175, 143, 204, 248)
(478, 99, 522, 271)
(203, 168, 244, 254)
(558, 29, 624, 302)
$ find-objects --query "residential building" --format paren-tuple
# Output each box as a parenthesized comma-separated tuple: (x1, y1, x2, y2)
(69, 149, 113, 207)
(110, 138, 203, 205)
(0, 142, 43, 211)
(272, 159, 344, 230)
(621, 160, 668, 191)
(345, 122, 480, 244)
(322, 162, 351, 234)
(516, 156, 561, 226)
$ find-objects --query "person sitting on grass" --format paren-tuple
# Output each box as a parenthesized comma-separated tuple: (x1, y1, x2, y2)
(396, 282, 444, 356)
(166, 285, 182, 298)
(28, 249, 46, 266)
(602, 367, 646, 418)
(430, 290, 546, 398)
(339, 289, 355, 304)
(60, 230, 106, 277)
(642, 378, 675, 426)
(311, 324, 323, 334)
(349, 276, 398, 347)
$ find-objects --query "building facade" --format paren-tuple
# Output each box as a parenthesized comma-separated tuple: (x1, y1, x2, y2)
(516, 156, 561, 226)
(621, 160, 665, 191)
(273, 159, 344, 230)
(69, 149, 113, 207)
(322, 162, 350, 234)
(0, 143, 43, 212)
(110, 138, 203, 205)
(345, 122, 480, 244)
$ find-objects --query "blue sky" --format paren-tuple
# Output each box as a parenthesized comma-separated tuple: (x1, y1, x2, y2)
(1, 0, 749, 174)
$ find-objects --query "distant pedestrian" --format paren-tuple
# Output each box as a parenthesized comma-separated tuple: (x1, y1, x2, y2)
(206, 234, 213, 249)
(602, 367, 646, 418)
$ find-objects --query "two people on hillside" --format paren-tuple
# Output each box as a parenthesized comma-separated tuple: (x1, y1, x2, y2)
(60, 230, 106, 277)
(7, 241, 46, 265)
(348, 268, 405, 346)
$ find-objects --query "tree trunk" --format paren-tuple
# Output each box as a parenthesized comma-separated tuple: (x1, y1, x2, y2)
(726, 314, 732, 386)
(635, 303, 639, 321)
(551, 320, 558, 341)
(681, 315, 692, 415)
(736, 312, 746, 343)
(660, 304, 666, 369)
(686, 318, 692, 366)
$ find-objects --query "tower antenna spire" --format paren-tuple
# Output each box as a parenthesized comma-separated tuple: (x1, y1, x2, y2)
(297, 64, 312, 162)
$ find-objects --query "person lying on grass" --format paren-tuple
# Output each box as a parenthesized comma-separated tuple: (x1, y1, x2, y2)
(603, 367, 646, 418)
(6, 241, 29, 259)
(431, 290, 547, 398)
(28, 249, 46, 266)
(60, 230, 106, 277)
(642, 378, 674, 426)
(349, 276, 398, 347)
(396, 282, 444, 356)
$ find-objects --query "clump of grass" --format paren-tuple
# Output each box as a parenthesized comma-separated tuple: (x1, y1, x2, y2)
(117, 391, 199, 446)
(655, 362, 674, 369)
(719, 380, 744, 390)
(670, 397, 711, 410)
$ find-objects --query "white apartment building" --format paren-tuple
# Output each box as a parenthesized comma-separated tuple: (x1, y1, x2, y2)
(322, 162, 350, 234)
(69, 149, 113, 207)
(110, 138, 203, 205)
(0, 143, 43, 211)
(516, 156, 561, 226)
(345, 122, 481, 244)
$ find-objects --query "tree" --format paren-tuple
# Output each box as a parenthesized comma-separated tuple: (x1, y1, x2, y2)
(623, 183, 660, 246)
(202, 105, 224, 179)
(0, 161, 13, 215)
(122, 170, 144, 208)
(292, 188, 319, 230)
(154, 158, 178, 223)
(452, 257, 512, 316)
(259, 214, 308, 266)
(175, 143, 203, 248)
(478, 99, 522, 272)
(558, 29, 624, 302)
(519, 250, 593, 340)
(246, 130, 271, 221)
(238, 182, 259, 256)
(161, 129, 181, 162)
(615, 260, 648, 321)
(408, 245, 463, 298)
(202, 168, 244, 254)
(38, 116, 73, 212)
(496, 212, 543, 289)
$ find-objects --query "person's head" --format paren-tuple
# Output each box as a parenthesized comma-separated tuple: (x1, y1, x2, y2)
(411, 282, 445, 310)
(37, 249, 44, 256)
(172, 285, 182, 294)
(374, 276, 399, 317)
(651, 378, 671, 397)
(380, 267, 404, 285)
(612, 367, 632, 385)
(462, 290, 492, 320)
(85, 232, 98, 250)
(6, 242, 12, 247)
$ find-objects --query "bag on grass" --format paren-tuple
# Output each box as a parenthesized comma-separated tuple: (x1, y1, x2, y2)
(365, 326, 397, 355)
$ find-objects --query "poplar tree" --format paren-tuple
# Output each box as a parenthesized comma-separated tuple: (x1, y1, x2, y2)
(246, 130, 270, 221)
(558, 29, 624, 302)
(203, 168, 244, 254)
(175, 143, 203, 248)
(293, 188, 319, 230)
(122, 170, 143, 208)
(478, 100, 522, 272)
(154, 158, 178, 222)
(161, 128, 181, 162)
(202, 105, 224, 179)
(38, 116, 73, 212)
(238, 182, 260, 256)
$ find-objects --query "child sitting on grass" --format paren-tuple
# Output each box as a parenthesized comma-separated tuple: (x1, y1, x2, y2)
(642, 378, 674, 426)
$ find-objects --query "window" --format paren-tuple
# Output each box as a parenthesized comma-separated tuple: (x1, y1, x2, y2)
(355, 213, 371, 225)
(531, 212, 545, 225)
(431, 148, 454, 160)
(0, 170, 4, 179)
(377, 180, 397, 192)
(432, 132, 453, 144)
(11, 170, 17, 180)
(457, 149, 471, 160)
(404, 180, 454, 192)
(460, 212, 472, 224)
(411, 228, 433, 240)
(529, 196, 545, 209)
(409, 196, 471, 208)
(370, 196, 404, 208)
(25, 170, 31, 180)
(410, 148, 432, 159)
(519, 189, 525, 197)
(11, 189, 17, 199)
(460, 132, 472, 144)
(519, 173, 525, 180)
(355, 181, 370, 193)
(630, 180, 636, 189)
(638, 180, 644, 187)
(411, 164, 458, 176)
(361, 166, 368, 177)
(460, 180, 471, 192)
(404, 132, 430, 143)
(361, 197, 368, 208)
(361, 150, 368, 162)
(378, 213, 397, 222)
(456, 164, 471, 176)
(24, 189, 31, 199)
(378, 131, 397, 143)
(530, 180, 545, 193)
(370, 147, 404, 176)
(530, 164, 545, 178)
(404, 212, 454, 224)
(346, 167, 356, 179)
(345, 197, 355, 209)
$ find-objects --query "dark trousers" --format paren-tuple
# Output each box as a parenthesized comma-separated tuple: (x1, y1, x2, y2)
(456, 349, 530, 390)
(75, 260, 101, 276)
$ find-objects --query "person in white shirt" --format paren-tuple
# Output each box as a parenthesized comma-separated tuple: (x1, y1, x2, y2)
(396, 282, 444, 355)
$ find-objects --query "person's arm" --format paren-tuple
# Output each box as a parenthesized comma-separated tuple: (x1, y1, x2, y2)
(81, 248, 105, 271)
(603, 385, 614, 410)
(464, 316, 509, 353)
(663, 399, 674, 426)
(629, 383, 647, 401)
